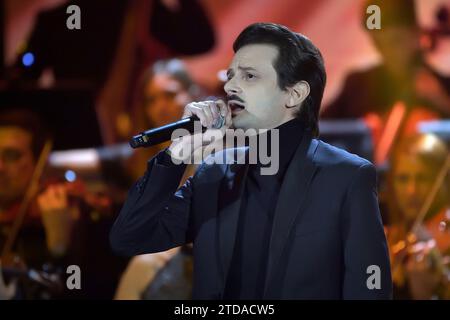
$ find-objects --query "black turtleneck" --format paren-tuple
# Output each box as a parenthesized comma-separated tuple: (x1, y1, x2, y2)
(223, 118, 305, 299)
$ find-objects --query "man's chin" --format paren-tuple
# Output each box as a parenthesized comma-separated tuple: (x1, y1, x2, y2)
(231, 122, 253, 132)
(231, 113, 257, 130)
(230, 114, 245, 129)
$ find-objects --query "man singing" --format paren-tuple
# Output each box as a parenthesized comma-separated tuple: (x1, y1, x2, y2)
(110, 22, 392, 299)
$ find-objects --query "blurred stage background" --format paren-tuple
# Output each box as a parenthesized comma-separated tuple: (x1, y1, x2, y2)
(0, 0, 449, 300)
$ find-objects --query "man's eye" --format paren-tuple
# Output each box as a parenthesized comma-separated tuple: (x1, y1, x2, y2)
(245, 73, 255, 80)
(395, 175, 409, 183)
(1, 149, 23, 163)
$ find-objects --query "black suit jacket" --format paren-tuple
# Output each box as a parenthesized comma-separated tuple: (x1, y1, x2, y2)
(110, 132, 392, 299)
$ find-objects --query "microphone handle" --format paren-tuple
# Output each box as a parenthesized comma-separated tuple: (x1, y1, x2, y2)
(129, 116, 205, 149)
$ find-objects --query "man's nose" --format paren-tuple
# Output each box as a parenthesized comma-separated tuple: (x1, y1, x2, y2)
(405, 181, 418, 195)
(224, 78, 242, 95)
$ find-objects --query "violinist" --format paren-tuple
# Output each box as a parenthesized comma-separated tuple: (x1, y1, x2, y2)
(0, 108, 129, 299)
(385, 134, 450, 299)
(0, 109, 77, 298)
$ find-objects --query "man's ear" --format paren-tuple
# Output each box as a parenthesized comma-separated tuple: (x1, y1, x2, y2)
(286, 81, 310, 108)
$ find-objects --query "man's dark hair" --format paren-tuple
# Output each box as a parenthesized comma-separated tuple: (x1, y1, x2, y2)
(0, 109, 49, 161)
(233, 22, 326, 137)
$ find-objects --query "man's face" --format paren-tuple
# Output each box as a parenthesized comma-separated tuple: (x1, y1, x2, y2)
(144, 73, 189, 127)
(392, 154, 438, 222)
(224, 44, 294, 130)
(0, 127, 35, 206)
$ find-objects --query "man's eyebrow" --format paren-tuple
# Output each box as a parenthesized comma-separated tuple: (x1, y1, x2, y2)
(238, 66, 257, 72)
(226, 66, 258, 76)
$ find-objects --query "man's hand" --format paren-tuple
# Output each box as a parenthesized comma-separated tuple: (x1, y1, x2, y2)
(405, 247, 443, 299)
(38, 184, 69, 213)
(168, 99, 232, 162)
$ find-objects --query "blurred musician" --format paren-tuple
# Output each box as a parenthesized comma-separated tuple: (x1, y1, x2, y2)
(385, 134, 450, 299)
(0, 109, 124, 299)
(0, 109, 75, 298)
(322, 0, 450, 165)
(120, 59, 201, 182)
(114, 59, 200, 300)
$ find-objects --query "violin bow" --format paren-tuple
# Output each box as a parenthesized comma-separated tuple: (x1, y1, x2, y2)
(411, 153, 450, 235)
(1, 139, 53, 260)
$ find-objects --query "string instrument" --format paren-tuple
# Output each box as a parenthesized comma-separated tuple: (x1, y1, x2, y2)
(387, 154, 450, 293)
(388, 210, 450, 287)
(39, 176, 113, 218)
(0, 140, 113, 299)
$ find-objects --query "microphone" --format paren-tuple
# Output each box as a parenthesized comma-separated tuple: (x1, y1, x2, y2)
(129, 115, 225, 149)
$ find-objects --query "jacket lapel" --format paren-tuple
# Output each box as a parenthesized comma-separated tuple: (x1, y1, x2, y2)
(263, 131, 319, 298)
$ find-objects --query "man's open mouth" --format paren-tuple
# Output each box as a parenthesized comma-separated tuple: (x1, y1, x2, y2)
(228, 100, 245, 115)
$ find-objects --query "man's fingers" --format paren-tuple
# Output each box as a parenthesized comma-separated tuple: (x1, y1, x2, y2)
(205, 101, 219, 119)
(205, 100, 229, 129)
(38, 184, 69, 211)
(213, 99, 232, 128)
(215, 99, 228, 118)
(54, 185, 65, 199)
(200, 103, 214, 128)
(185, 101, 229, 129)
(186, 104, 208, 127)
(170, 99, 233, 162)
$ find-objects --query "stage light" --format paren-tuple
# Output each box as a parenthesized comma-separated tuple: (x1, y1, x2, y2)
(22, 52, 35, 67)
(65, 170, 77, 182)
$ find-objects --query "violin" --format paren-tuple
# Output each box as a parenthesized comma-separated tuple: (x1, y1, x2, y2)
(388, 208, 450, 288)
(39, 176, 113, 218)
